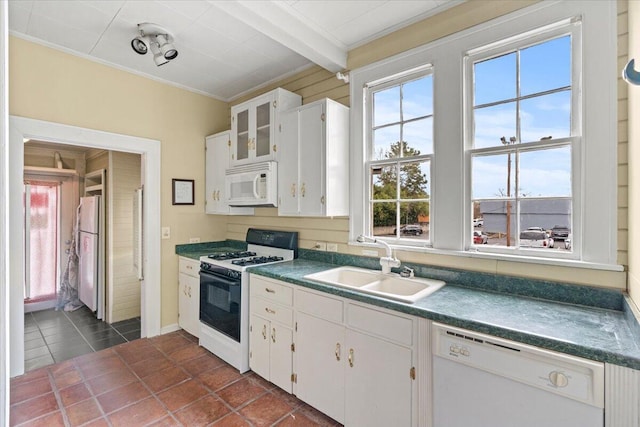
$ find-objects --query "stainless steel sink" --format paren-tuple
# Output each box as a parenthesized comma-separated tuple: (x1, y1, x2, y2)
(304, 266, 445, 303)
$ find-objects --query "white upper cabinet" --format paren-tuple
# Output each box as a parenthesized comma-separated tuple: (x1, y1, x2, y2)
(205, 131, 254, 215)
(230, 88, 301, 166)
(278, 98, 349, 216)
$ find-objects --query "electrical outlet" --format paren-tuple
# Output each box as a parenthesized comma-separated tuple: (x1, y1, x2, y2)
(161, 227, 170, 239)
(362, 249, 378, 257)
(189, 237, 201, 243)
(327, 243, 338, 252)
(314, 241, 327, 251)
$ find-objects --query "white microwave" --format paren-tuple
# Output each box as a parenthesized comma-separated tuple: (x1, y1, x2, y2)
(225, 161, 278, 207)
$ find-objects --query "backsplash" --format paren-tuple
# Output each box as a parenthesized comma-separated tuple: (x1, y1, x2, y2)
(176, 241, 624, 311)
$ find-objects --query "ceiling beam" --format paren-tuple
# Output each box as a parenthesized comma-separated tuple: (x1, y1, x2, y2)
(211, 0, 347, 73)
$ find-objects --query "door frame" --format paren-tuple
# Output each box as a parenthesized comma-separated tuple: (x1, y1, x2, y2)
(8, 116, 162, 377)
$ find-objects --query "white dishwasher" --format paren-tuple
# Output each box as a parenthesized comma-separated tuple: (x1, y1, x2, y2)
(432, 323, 604, 427)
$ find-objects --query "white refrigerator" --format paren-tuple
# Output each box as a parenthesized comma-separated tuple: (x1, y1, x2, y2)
(78, 196, 104, 318)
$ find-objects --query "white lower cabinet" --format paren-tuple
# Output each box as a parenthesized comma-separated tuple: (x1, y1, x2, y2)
(178, 257, 200, 337)
(344, 328, 413, 426)
(293, 286, 418, 426)
(295, 311, 346, 422)
(249, 276, 294, 393)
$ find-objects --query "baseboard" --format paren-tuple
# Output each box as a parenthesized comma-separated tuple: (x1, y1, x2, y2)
(160, 323, 181, 335)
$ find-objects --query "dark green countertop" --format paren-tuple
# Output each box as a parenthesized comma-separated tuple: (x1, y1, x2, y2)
(248, 259, 640, 370)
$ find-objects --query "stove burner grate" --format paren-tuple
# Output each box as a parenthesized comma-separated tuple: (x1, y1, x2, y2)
(231, 256, 285, 266)
(208, 251, 256, 261)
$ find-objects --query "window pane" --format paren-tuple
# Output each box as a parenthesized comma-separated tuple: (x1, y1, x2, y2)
(474, 102, 517, 149)
(474, 52, 516, 106)
(477, 200, 516, 246)
(472, 153, 516, 199)
(374, 86, 400, 127)
(373, 125, 400, 160)
(519, 146, 571, 197)
(398, 202, 429, 241)
(521, 36, 571, 96)
(519, 199, 571, 252)
(372, 165, 397, 200)
(403, 75, 433, 120)
(520, 91, 571, 142)
(404, 118, 433, 155)
(400, 161, 430, 200)
(372, 202, 397, 238)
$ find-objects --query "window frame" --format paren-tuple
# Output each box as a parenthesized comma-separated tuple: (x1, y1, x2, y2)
(366, 66, 434, 246)
(465, 23, 582, 260)
(349, 0, 619, 270)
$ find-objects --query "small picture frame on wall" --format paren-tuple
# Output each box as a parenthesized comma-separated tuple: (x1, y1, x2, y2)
(172, 179, 194, 205)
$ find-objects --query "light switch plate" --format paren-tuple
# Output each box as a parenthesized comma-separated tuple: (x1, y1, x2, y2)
(327, 243, 338, 252)
(161, 227, 170, 239)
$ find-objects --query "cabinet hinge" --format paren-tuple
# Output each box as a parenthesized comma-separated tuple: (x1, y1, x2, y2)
(249, 351, 252, 359)
(321, 113, 326, 122)
(295, 322, 297, 332)
(291, 373, 297, 383)
(273, 100, 277, 108)
(410, 367, 416, 380)
(228, 139, 231, 147)
(250, 325, 252, 332)
(291, 343, 295, 352)
(279, 124, 281, 132)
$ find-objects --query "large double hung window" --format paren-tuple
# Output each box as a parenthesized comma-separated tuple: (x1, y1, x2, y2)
(468, 24, 579, 255)
(368, 69, 433, 243)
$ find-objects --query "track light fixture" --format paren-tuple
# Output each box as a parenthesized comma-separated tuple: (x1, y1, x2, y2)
(131, 23, 178, 66)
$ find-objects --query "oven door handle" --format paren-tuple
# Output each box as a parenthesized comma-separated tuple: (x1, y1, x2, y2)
(199, 271, 241, 287)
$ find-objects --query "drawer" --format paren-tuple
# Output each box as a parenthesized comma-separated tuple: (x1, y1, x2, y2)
(251, 296, 294, 327)
(250, 276, 293, 306)
(347, 303, 413, 346)
(295, 289, 343, 323)
(179, 257, 200, 277)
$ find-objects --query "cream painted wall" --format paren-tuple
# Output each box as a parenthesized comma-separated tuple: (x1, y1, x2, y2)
(627, 0, 640, 307)
(227, 0, 628, 290)
(9, 37, 229, 327)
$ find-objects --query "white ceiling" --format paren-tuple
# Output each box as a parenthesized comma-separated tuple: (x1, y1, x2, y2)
(8, 0, 459, 101)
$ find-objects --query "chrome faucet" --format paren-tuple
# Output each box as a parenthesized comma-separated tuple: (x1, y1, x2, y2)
(356, 235, 401, 274)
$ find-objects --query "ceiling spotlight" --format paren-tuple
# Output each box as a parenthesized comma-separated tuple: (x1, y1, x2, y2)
(131, 23, 178, 66)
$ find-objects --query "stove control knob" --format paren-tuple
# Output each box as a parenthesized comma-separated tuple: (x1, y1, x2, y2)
(548, 371, 568, 388)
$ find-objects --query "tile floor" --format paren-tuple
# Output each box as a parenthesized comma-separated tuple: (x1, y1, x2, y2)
(10, 329, 342, 426)
(24, 306, 141, 372)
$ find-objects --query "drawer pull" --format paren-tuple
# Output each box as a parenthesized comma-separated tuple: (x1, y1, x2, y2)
(272, 327, 276, 343)
(265, 308, 276, 315)
(348, 348, 354, 367)
(262, 324, 267, 340)
(335, 343, 341, 361)
(265, 288, 276, 294)
(186, 265, 193, 270)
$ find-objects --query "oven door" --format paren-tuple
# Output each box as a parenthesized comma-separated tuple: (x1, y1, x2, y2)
(199, 269, 241, 342)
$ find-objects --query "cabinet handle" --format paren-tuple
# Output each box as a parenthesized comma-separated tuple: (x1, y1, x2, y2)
(186, 265, 193, 270)
(300, 183, 306, 197)
(262, 324, 267, 340)
(320, 195, 325, 205)
(272, 144, 277, 152)
(335, 343, 341, 361)
(291, 183, 296, 197)
(265, 307, 276, 315)
(348, 348, 354, 367)
(271, 327, 276, 343)
(265, 288, 276, 294)
(187, 287, 191, 298)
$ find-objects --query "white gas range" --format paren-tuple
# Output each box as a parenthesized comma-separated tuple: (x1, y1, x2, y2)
(198, 229, 298, 373)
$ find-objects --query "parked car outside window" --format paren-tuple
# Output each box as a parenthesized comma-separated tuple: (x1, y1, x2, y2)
(473, 230, 488, 244)
(394, 224, 423, 236)
(473, 218, 484, 227)
(519, 230, 554, 248)
(551, 225, 570, 241)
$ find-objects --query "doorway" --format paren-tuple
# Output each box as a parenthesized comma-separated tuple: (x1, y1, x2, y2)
(9, 116, 162, 377)
(23, 181, 59, 311)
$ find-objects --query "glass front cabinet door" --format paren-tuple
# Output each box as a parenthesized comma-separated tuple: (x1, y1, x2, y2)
(230, 88, 301, 166)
